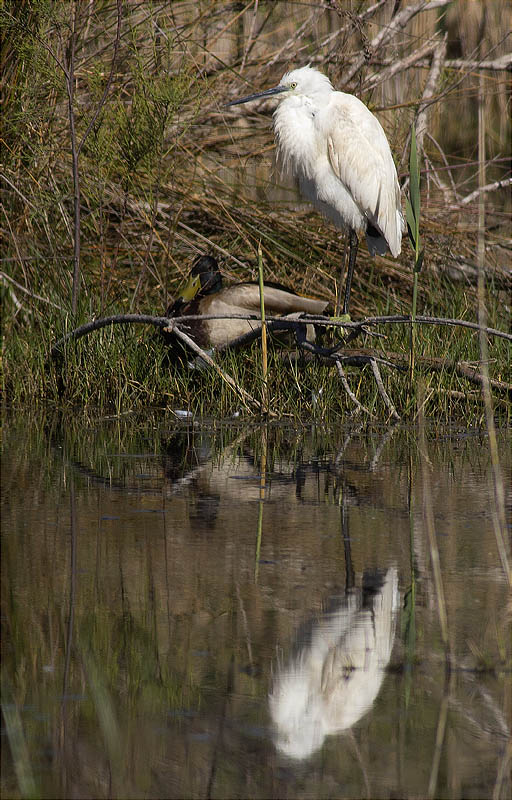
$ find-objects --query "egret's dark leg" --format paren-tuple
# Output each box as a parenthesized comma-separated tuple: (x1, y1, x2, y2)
(335, 238, 347, 318)
(342, 229, 359, 317)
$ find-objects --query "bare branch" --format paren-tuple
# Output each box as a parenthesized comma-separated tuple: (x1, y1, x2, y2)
(370, 358, 401, 421)
(335, 360, 374, 417)
(169, 313, 512, 343)
(416, 36, 448, 156)
(164, 321, 262, 412)
(445, 53, 512, 71)
(460, 177, 512, 206)
(51, 314, 173, 355)
(50, 313, 263, 413)
(343, 0, 452, 85)
(361, 53, 512, 74)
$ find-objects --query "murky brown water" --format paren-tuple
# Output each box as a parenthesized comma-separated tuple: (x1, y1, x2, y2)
(1, 413, 510, 800)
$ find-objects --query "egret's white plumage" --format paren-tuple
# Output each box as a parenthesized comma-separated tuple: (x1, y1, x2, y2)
(269, 567, 399, 760)
(228, 66, 404, 314)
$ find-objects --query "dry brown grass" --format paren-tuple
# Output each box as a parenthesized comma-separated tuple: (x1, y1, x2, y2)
(2, 1, 510, 312)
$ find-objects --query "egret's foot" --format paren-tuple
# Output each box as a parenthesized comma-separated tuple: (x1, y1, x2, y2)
(324, 312, 353, 350)
(330, 312, 352, 336)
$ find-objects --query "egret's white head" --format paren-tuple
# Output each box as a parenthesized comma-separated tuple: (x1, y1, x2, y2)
(226, 66, 333, 108)
(278, 66, 333, 102)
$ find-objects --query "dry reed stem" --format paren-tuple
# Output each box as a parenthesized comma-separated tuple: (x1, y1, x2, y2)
(369, 357, 401, 420)
(335, 360, 374, 417)
(476, 68, 511, 586)
(418, 392, 451, 662)
(416, 36, 448, 158)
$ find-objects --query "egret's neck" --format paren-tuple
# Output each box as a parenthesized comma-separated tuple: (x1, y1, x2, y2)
(277, 91, 327, 115)
(273, 94, 326, 176)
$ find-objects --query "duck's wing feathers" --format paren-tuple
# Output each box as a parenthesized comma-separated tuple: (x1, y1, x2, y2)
(324, 93, 403, 257)
(221, 284, 328, 315)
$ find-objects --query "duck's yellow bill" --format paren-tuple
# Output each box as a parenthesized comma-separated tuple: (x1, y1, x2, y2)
(178, 273, 201, 302)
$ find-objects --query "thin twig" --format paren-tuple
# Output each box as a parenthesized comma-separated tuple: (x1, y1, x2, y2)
(370, 358, 401, 421)
(335, 360, 373, 417)
(2, 283, 26, 314)
(0, 272, 64, 311)
(348, 315, 512, 342)
(164, 321, 263, 413)
(172, 313, 512, 343)
(0, 173, 36, 210)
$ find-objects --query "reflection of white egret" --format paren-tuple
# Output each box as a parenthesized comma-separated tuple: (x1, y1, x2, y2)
(227, 66, 404, 316)
(269, 568, 399, 760)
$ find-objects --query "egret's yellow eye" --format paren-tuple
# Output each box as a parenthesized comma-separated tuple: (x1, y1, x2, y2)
(290, 82, 297, 89)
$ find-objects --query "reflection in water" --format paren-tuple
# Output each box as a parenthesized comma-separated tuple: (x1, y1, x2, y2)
(2, 416, 510, 799)
(270, 568, 399, 760)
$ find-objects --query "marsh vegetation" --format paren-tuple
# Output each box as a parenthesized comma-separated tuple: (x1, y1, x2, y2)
(1, 0, 510, 419)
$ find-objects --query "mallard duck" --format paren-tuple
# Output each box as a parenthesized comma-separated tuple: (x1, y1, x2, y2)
(165, 255, 328, 349)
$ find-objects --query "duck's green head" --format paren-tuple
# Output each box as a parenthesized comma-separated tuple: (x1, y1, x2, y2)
(180, 255, 223, 301)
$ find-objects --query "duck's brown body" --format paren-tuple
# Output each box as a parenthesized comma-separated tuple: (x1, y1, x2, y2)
(166, 256, 328, 350)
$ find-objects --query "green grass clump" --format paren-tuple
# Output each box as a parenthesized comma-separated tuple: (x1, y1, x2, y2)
(3, 271, 509, 423)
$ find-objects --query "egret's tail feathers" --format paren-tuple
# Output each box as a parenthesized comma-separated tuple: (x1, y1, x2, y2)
(365, 229, 389, 257)
(366, 210, 403, 257)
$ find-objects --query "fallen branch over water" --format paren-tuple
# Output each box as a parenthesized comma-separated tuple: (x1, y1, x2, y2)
(286, 349, 512, 398)
(50, 312, 512, 402)
(51, 312, 512, 355)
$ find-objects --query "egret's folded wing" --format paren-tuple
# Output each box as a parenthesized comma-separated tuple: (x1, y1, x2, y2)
(326, 95, 402, 256)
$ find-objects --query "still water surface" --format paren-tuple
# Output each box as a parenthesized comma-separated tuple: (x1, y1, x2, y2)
(2, 414, 510, 799)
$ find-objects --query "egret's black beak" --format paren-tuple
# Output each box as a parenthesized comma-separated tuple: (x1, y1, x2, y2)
(226, 84, 288, 107)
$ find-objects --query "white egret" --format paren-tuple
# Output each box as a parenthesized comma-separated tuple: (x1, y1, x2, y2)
(269, 567, 399, 760)
(227, 66, 404, 316)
